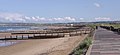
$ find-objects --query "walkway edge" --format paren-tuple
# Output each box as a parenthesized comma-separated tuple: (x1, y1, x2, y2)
(86, 29, 96, 55)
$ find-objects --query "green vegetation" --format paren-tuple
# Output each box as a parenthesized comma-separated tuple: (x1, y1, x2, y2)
(69, 25, 95, 55)
(87, 24, 96, 29)
(72, 37, 92, 55)
(101, 23, 120, 29)
(87, 24, 101, 29)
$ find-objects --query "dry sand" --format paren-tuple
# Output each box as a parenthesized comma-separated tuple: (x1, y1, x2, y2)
(47, 34, 88, 55)
(0, 34, 88, 55)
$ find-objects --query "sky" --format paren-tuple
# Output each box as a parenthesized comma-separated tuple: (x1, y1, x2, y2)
(0, 0, 120, 23)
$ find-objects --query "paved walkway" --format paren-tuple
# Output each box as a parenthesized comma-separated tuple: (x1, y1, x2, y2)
(90, 27, 120, 55)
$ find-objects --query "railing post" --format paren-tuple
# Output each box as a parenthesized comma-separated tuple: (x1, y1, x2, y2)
(96, 26, 98, 29)
(118, 28, 120, 33)
(110, 26, 114, 31)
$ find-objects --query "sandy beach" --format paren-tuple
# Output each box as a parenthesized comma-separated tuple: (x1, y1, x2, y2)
(0, 34, 88, 55)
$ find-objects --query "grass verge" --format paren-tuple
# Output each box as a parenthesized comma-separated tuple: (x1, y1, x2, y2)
(69, 37, 92, 55)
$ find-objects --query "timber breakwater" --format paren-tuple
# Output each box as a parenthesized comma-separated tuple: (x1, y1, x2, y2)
(0, 25, 93, 40)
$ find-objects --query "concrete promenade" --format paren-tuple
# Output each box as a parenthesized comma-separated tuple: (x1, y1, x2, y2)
(90, 27, 120, 55)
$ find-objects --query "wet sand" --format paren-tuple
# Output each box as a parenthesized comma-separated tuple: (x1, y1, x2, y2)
(0, 38, 66, 55)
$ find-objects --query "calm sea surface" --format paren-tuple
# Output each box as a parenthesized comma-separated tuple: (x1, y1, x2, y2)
(0, 41, 17, 47)
(0, 26, 48, 31)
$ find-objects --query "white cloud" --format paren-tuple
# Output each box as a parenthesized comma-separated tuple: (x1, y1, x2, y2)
(64, 17, 76, 21)
(0, 12, 25, 22)
(0, 12, 77, 23)
(36, 16, 46, 21)
(35, 17, 76, 22)
(95, 17, 111, 21)
(94, 3, 101, 8)
(24, 16, 31, 20)
(53, 18, 64, 21)
(52, 17, 76, 22)
(79, 18, 84, 20)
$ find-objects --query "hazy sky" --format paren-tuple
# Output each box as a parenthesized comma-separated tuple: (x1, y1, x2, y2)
(0, 0, 119, 23)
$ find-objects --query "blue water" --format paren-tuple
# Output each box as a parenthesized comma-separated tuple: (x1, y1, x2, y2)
(0, 26, 28, 31)
(0, 41, 17, 47)
(0, 26, 47, 32)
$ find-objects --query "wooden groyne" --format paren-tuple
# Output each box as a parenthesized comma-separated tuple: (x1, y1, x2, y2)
(0, 27, 93, 40)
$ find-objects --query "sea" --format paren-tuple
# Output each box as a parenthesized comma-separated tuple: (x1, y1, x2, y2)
(0, 26, 48, 32)
(0, 41, 17, 47)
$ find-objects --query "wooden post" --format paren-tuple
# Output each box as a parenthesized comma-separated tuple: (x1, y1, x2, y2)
(85, 29, 86, 34)
(45, 33, 47, 37)
(69, 32, 71, 37)
(96, 26, 98, 29)
(50, 33, 52, 37)
(10, 36, 12, 39)
(68, 33, 70, 37)
(52, 33, 53, 37)
(28, 35, 29, 38)
(38, 34, 40, 36)
(79, 30, 81, 35)
(57, 33, 59, 37)
(33, 34, 35, 37)
(118, 28, 120, 33)
(5, 36, 6, 40)
(76, 30, 77, 34)
(22, 35, 23, 39)
(81, 30, 83, 35)
(16, 35, 17, 39)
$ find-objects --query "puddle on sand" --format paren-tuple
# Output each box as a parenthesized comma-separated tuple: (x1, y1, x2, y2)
(0, 41, 18, 47)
